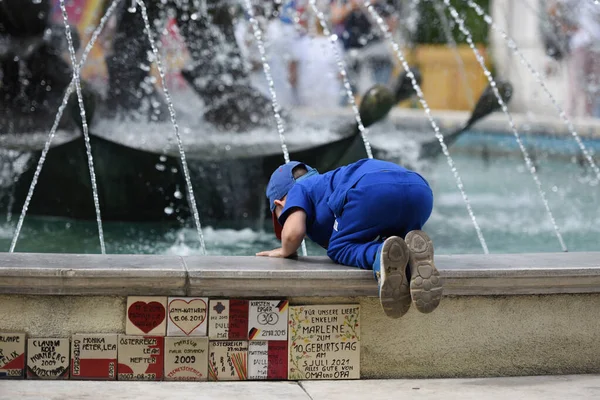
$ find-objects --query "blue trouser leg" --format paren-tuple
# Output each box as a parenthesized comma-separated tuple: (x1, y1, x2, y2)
(326, 172, 433, 270)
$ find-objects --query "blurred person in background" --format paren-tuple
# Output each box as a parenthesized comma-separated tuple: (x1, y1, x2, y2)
(235, 1, 303, 108)
(330, 0, 398, 93)
(546, 0, 600, 118)
(290, 0, 344, 108)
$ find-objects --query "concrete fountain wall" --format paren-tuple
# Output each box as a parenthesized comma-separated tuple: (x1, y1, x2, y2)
(1, 252, 599, 378)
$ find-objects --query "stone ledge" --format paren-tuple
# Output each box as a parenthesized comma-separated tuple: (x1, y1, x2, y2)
(0, 252, 599, 297)
(0, 253, 187, 295)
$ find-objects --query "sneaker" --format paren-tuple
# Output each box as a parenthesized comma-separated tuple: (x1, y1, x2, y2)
(374, 236, 412, 319)
(405, 230, 443, 313)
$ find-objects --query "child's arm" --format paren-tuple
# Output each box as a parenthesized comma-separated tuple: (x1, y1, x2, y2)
(256, 209, 307, 258)
(280, 209, 306, 257)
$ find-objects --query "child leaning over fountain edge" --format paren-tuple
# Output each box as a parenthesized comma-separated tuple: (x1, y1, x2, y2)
(256, 158, 443, 319)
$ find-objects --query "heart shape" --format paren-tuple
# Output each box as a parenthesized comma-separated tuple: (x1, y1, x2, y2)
(168, 299, 207, 335)
(128, 301, 166, 334)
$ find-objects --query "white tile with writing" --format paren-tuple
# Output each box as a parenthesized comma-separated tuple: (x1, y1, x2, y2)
(71, 334, 117, 380)
(288, 305, 360, 380)
(208, 299, 248, 340)
(117, 335, 164, 381)
(164, 337, 208, 381)
(208, 340, 247, 381)
(27, 338, 70, 379)
(247, 340, 287, 380)
(167, 297, 208, 337)
(125, 296, 167, 336)
(0, 333, 26, 379)
(248, 300, 289, 341)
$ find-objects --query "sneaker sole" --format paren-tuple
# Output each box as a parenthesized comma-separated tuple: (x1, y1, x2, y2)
(406, 230, 443, 313)
(379, 236, 411, 319)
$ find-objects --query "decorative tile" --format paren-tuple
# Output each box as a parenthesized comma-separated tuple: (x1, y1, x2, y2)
(164, 337, 208, 381)
(117, 336, 164, 381)
(167, 297, 208, 337)
(288, 305, 360, 380)
(208, 299, 249, 340)
(248, 300, 289, 341)
(27, 338, 70, 379)
(125, 296, 167, 336)
(248, 340, 288, 380)
(208, 340, 247, 381)
(71, 334, 117, 380)
(0, 333, 26, 379)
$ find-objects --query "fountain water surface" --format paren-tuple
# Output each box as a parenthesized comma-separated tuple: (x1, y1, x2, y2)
(0, 0, 598, 256)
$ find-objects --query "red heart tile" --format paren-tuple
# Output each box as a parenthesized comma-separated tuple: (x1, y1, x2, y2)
(128, 301, 166, 334)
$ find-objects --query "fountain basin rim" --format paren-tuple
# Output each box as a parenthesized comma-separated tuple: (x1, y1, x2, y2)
(382, 108, 600, 138)
(0, 251, 599, 297)
(3, 109, 599, 158)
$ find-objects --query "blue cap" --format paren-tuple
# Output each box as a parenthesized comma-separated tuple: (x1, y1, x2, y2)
(266, 161, 317, 240)
(266, 161, 317, 211)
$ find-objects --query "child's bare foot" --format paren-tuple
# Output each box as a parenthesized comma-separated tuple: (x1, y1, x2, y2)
(376, 236, 411, 319)
(405, 230, 442, 313)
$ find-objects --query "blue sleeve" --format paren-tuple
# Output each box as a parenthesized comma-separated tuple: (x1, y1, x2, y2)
(279, 184, 314, 226)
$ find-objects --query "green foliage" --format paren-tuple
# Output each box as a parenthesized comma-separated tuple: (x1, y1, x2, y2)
(414, 0, 491, 44)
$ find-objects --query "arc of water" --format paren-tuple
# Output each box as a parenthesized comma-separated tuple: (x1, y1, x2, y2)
(443, 0, 567, 252)
(308, 0, 373, 159)
(466, 0, 600, 182)
(9, 0, 122, 253)
(243, 0, 290, 162)
(59, 0, 106, 255)
(137, 0, 207, 255)
(364, 1, 489, 254)
(243, 0, 308, 256)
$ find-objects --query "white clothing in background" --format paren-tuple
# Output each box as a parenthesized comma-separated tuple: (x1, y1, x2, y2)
(555, 0, 600, 49)
(294, 35, 343, 108)
(234, 18, 300, 107)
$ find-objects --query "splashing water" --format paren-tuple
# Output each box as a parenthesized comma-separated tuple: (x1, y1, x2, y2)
(364, 1, 489, 254)
(442, 0, 567, 252)
(9, 0, 122, 253)
(465, 0, 600, 183)
(137, 0, 207, 255)
(308, 0, 373, 159)
(3, 152, 24, 224)
(243, 0, 308, 256)
(243, 0, 290, 162)
(59, 0, 106, 254)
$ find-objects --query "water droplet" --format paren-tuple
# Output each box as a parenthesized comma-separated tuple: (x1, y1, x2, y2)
(164, 206, 174, 215)
(159, 155, 167, 162)
(174, 190, 183, 199)
(155, 163, 166, 171)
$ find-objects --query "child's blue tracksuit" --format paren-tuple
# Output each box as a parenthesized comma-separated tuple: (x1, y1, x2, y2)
(278, 158, 434, 270)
